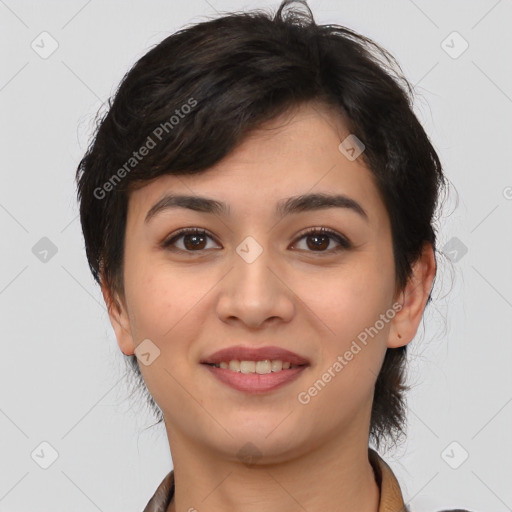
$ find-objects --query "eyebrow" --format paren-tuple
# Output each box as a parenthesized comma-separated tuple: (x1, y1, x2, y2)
(144, 192, 369, 224)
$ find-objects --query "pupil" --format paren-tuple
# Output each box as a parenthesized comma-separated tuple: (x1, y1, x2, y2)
(308, 234, 328, 250)
(185, 234, 205, 250)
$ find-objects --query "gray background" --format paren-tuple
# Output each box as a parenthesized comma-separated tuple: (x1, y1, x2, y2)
(1, 0, 511, 511)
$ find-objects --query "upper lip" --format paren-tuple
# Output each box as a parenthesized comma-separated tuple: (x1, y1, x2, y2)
(200, 345, 310, 366)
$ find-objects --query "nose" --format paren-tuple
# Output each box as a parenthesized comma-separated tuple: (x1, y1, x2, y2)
(216, 237, 295, 329)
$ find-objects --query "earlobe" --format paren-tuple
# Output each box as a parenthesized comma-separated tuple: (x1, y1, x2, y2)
(100, 280, 136, 356)
(387, 242, 437, 349)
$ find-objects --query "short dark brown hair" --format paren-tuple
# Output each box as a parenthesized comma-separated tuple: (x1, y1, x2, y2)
(75, 0, 448, 450)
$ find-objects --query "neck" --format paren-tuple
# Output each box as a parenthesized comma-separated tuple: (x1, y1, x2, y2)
(164, 427, 380, 512)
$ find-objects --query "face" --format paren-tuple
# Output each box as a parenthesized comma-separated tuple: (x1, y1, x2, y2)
(106, 102, 422, 463)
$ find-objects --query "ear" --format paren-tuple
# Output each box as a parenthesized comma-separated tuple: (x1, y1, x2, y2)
(387, 242, 437, 348)
(100, 276, 136, 356)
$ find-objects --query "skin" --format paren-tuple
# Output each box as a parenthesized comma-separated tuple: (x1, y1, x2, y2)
(102, 101, 436, 512)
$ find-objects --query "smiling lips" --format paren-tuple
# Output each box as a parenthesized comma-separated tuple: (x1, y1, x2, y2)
(200, 345, 310, 394)
(201, 345, 310, 366)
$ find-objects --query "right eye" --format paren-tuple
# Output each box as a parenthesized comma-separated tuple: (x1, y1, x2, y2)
(161, 228, 220, 253)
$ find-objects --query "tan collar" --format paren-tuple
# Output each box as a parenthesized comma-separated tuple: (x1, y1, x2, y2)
(368, 448, 409, 512)
(142, 448, 408, 512)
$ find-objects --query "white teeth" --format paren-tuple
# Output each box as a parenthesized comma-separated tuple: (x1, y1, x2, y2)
(210, 359, 299, 373)
(228, 360, 240, 372)
(255, 360, 272, 374)
(240, 361, 255, 374)
(271, 360, 282, 372)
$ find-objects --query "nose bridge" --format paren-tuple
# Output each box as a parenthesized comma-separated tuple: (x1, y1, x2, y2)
(216, 233, 293, 326)
(233, 234, 275, 299)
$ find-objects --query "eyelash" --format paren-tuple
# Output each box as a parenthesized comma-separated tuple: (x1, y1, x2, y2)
(161, 227, 352, 255)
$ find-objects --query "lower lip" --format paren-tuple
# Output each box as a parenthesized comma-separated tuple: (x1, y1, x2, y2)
(202, 364, 307, 394)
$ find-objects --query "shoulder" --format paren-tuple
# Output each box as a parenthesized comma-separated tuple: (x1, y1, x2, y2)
(368, 449, 476, 512)
(142, 470, 175, 512)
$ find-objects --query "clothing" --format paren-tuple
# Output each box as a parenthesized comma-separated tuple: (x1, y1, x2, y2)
(142, 447, 472, 512)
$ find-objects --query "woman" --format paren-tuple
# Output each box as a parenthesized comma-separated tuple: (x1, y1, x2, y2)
(75, 1, 472, 510)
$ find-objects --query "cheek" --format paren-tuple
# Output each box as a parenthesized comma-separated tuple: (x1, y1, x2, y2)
(295, 256, 394, 396)
(122, 259, 204, 412)
(122, 254, 217, 382)
(125, 272, 184, 342)
(303, 260, 393, 338)
(295, 270, 392, 422)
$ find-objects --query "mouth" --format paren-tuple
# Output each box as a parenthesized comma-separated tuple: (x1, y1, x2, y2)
(200, 345, 310, 394)
(200, 345, 310, 368)
(202, 360, 305, 372)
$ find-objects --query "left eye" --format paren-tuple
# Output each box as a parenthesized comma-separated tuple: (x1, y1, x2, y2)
(161, 227, 351, 254)
(292, 227, 351, 253)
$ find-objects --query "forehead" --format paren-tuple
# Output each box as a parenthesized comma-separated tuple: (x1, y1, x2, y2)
(126, 102, 387, 228)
